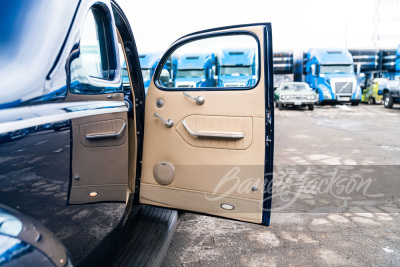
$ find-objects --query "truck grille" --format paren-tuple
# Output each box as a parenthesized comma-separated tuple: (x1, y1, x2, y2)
(177, 84, 194, 88)
(224, 83, 245, 87)
(285, 95, 309, 100)
(335, 82, 353, 94)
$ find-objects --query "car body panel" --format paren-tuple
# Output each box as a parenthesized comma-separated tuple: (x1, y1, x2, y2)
(0, 0, 133, 263)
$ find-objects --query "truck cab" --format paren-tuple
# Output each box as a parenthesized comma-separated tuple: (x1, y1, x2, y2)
(174, 52, 216, 88)
(217, 48, 257, 87)
(303, 48, 362, 105)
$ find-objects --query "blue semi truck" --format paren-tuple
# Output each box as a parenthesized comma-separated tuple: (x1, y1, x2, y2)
(216, 48, 257, 87)
(139, 52, 161, 94)
(294, 48, 362, 105)
(174, 52, 216, 88)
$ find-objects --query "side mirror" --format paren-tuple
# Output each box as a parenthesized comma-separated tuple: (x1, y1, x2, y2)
(160, 69, 170, 85)
(212, 66, 218, 80)
(311, 65, 316, 76)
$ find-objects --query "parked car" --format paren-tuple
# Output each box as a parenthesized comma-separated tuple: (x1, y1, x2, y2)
(0, 1, 274, 266)
(0, 129, 28, 143)
(274, 82, 317, 110)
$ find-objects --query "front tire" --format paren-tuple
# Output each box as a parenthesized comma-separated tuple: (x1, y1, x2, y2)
(308, 104, 314, 111)
(275, 101, 279, 108)
(384, 93, 394, 108)
(278, 102, 283, 110)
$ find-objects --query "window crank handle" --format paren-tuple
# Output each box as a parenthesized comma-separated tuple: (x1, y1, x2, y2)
(153, 113, 174, 128)
(183, 92, 205, 105)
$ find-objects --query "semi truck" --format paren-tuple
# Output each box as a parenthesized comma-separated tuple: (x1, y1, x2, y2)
(216, 48, 257, 87)
(273, 51, 294, 89)
(139, 52, 161, 94)
(294, 48, 362, 105)
(174, 52, 216, 88)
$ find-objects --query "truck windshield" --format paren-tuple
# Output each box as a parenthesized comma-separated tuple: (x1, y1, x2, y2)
(176, 69, 205, 78)
(141, 69, 151, 79)
(220, 66, 252, 76)
(320, 65, 354, 74)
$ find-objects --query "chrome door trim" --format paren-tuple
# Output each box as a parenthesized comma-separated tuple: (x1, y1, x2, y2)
(0, 101, 128, 134)
(182, 119, 245, 139)
(85, 122, 126, 139)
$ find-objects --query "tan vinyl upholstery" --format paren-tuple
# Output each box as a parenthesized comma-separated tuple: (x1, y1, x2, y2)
(140, 26, 266, 224)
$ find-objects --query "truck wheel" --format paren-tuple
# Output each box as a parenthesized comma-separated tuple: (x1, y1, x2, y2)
(384, 93, 394, 108)
(275, 101, 279, 108)
(368, 98, 375, 105)
(308, 104, 314, 111)
(351, 102, 359, 106)
(278, 102, 283, 110)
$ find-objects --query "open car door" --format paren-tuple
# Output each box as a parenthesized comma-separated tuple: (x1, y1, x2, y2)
(140, 24, 274, 225)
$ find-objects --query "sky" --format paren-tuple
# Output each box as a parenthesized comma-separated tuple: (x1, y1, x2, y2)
(116, 0, 400, 54)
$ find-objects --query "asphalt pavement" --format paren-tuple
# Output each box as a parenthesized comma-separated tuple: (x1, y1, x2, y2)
(163, 104, 400, 266)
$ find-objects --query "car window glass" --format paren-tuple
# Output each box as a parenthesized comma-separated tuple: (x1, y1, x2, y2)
(69, 6, 121, 95)
(157, 34, 259, 90)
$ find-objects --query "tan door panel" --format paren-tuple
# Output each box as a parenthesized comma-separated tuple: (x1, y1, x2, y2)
(175, 115, 253, 150)
(140, 25, 269, 224)
(69, 113, 128, 204)
(140, 184, 263, 223)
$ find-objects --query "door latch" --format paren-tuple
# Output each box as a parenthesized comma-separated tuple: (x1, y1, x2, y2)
(153, 113, 174, 128)
(266, 136, 272, 146)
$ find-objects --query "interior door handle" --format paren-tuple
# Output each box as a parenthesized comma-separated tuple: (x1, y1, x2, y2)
(182, 120, 244, 139)
(85, 122, 126, 139)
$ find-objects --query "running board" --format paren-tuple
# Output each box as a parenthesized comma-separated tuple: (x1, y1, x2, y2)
(79, 204, 177, 267)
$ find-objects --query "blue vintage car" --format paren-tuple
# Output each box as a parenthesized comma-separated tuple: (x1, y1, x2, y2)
(0, 1, 275, 265)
